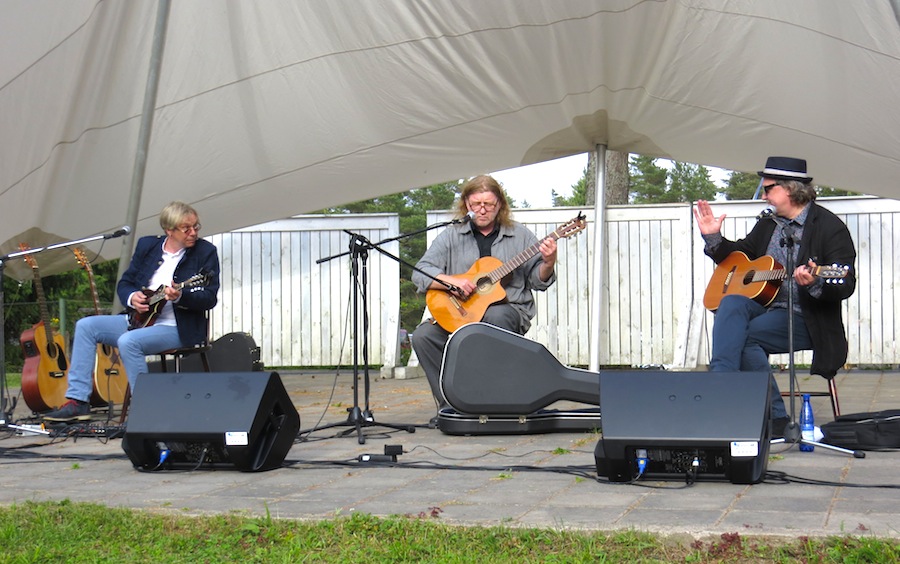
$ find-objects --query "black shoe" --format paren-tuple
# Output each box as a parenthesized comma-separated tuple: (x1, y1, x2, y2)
(43, 399, 91, 422)
(771, 416, 790, 439)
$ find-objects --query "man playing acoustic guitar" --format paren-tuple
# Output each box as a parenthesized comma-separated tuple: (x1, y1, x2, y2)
(412, 175, 558, 427)
(693, 156, 856, 437)
(43, 201, 220, 421)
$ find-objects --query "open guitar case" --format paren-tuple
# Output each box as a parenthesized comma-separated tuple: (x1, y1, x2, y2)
(436, 323, 601, 435)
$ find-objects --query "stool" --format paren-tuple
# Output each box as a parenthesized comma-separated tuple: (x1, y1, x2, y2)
(781, 378, 840, 418)
(159, 342, 212, 373)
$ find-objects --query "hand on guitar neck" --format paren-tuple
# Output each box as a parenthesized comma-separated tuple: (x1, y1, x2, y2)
(127, 272, 208, 330)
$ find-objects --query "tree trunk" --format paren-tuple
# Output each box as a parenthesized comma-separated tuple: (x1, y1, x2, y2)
(586, 150, 630, 205)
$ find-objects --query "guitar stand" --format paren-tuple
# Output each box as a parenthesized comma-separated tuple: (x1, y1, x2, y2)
(0, 229, 130, 429)
(300, 232, 417, 444)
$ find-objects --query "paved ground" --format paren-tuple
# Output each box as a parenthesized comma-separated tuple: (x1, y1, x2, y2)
(1, 368, 899, 539)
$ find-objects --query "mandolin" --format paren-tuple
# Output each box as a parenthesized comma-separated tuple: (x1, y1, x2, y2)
(426, 214, 586, 333)
(73, 248, 129, 407)
(127, 272, 208, 330)
(18, 244, 70, 412)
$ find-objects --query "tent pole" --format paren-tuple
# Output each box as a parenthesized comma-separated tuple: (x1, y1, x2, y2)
(588, 144, 607, 372)
(113, 0, 172, 310)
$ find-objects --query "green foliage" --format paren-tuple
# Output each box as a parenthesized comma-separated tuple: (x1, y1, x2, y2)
(552, 166, 589, 207)
(1, 501, 898, 562)
(722, 171, 761, 200)
(315, 182, 461, 335)
(723, 171, 864, 200)
(629, 155, 669, 203)
(630, 156, 717, 204)
(3, 258, 119, 372)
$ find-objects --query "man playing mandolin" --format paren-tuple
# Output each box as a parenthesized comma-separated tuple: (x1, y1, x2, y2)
(43, 201, 220, 421)
(693, 156, 856, 437)
(412, 175, 559, 427)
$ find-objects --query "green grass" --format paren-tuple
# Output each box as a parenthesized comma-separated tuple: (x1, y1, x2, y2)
(3, 372, 21, 388)
(1, 501, 898, 563)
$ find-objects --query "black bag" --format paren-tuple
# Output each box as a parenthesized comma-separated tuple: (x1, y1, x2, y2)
(821, 410, 900, 450)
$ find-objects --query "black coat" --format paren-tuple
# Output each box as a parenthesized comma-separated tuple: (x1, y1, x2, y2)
(706, 203, 856, 379)
(117, 235, 220, 346)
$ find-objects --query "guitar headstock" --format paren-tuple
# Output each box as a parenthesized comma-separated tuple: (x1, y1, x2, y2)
(18, 243, 37, 270)
(817, 263, 850, 284)
(73, 247, 93, 274)
(555, 213, 588, 239)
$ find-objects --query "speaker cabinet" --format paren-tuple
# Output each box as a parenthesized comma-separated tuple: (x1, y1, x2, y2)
(594, 370, 771, 484)
(123, 371, 300, 472)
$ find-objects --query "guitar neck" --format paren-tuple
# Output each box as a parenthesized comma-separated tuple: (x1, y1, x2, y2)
(488, 232, 561, 282)
(76, 250, 103, 315)
(30, 267, 56, 340)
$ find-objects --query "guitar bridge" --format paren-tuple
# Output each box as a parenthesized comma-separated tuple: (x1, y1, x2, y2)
(449, 295, 467, 317)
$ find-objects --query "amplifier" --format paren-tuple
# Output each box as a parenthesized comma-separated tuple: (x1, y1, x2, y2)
(594, 370, 771, 484)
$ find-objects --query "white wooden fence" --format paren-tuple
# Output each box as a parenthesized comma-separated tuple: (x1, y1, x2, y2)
(206, 197, 900, 373)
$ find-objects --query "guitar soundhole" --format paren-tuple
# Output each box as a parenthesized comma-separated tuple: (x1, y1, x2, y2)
(46, 342, 68, 370)
(475, 277, 493, 294)
(742, 270, 756, 285)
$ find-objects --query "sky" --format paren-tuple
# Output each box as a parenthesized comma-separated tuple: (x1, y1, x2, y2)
(491, 154, 588, 208)
(491, 153, 732, 207)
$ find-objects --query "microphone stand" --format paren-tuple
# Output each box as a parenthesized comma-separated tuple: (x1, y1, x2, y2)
(767, 217, 863, 458)
(0, 229, 129, 427)
(301, 216, 467, 444)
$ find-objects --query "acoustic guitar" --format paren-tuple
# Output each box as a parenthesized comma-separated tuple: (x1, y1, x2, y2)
(73, 248, 129, 407)
(426, 213, 587, 333)
(703, 251, 849, 311)
(18, 244, 70, 412)
(127, 272, 208, 330)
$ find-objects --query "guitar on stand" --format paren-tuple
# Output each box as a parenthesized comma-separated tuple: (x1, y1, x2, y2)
(73, 248, 128, 407)
(18, 244, 70, 412)
(426, 213, 587, 332)
(703, 251, 849, 311)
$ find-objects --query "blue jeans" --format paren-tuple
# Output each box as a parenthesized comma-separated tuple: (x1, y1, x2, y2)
(65, 315, 184, 403)
(710, 295, 813, 419)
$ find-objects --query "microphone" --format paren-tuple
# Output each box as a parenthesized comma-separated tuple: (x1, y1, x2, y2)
(756, 208, 774, 221)
(104, 226, 132, 239)
(452, 211, 476, 224)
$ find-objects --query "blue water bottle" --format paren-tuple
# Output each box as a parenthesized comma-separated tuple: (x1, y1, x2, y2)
(799, 393, 815, 452)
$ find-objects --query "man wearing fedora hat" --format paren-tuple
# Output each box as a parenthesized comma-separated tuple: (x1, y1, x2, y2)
(693, 156, 856, 437)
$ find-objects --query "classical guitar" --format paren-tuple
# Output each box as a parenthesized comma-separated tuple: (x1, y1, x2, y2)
(127, 272, 208, 330)
(18, 244, 70, 412)
(73, 248, 129, 407)
(426, 213, 587, 333)
(703, 251, 850, 311)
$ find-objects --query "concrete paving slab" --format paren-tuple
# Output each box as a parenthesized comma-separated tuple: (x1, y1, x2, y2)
(1, 369, 899, 539)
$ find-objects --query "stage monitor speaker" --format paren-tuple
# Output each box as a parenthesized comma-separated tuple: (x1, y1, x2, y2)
(594, 370, 771, 484)
(122, 371, 300, 472)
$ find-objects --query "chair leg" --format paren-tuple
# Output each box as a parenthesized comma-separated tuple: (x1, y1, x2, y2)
(119, 386, 131, 425)
(828, 378, 841, 418)
(200, 351, 211, 372)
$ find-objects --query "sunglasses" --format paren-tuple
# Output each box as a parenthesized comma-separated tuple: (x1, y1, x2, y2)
(762, 183, 779, 193)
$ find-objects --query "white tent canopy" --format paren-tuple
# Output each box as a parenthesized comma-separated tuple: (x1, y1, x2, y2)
(3, 0, 900, 279)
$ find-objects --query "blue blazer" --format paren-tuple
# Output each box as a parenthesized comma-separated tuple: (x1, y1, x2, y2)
(117, 235, 220, 346)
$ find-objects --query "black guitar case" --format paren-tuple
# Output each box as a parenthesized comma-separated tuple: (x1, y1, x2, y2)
(148, 332, 263, 373)
(436, 322, 600, 435)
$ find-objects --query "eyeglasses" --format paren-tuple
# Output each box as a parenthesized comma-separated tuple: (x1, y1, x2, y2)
(762, 183, 779, 193)
(174, 223, 201, 234)
(469, 200, 498, 211)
